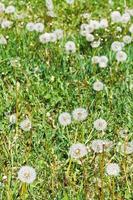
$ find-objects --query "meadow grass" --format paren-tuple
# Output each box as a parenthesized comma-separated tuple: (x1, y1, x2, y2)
(0, 0, 133, 199)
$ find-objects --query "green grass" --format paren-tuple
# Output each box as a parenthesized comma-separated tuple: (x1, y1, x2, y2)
(0, 0, 133, 199)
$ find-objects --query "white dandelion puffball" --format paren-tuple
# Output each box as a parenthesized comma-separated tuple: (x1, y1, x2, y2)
(111, 41, 124, 52)
(9, 113, 17, 124)
(26, 22, 35, 32)
(50, 32, 57, 42)
(86, 33, 94, 42)
(46, 0, 54, 11)
(1, 20, 13, 29)
(91, 139, 113, 153)
(99, 56, 108, 68)
(20, 118, 32, 131)
(34, 23, 44, 33)
(91, 40, 100, 48)
(116, 51, 127, 62)
(123, 35, 132, 44)
(106, 163, 120, 176)
(90, 20, 100, 30)
(86, 24, 94, 34)
(18, 166, 36, 184)
(92, 56, 100, 64)
(58, 112, 71, 126)
(66, 0, 75, 4)
(129, 24, 133, 33)
(39, 33, 51, 43)
(99, 19, 108, 29)
(54, 29, 63, 40)
(5, 5, 16, 14)
(0, 35, 7, 45)
(111, 11, 122, 23)
(120, 142, 133, 154)
(65, 41, 76, 53)
(0, 3, 5, 13)
(93, 80, 104, 91)
(94, 118, 107, 131)
(69, 143, 88, 159)
(121, 13, 130, 24)
(72, 108, 88, 122)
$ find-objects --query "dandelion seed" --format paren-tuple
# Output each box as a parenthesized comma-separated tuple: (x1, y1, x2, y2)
(121, 13, 130, 24)
(46, 0, 54, 11)
(106, 163, 120, 176)
(18, 166, 36, 184)
(99, 19, 108, 29)
(86, 33, 94, 42)
(91, 56, 100, 64)
(20, 118, 32, 131)
(72, 108, 88, 122)
(90, 20, 100, 30)
(111, 41, 124, 52)
(58, 112, 71, 126)
(69, 143, 88, 159)
(111, 11, 122, 23)
(116, 51, 127, 62)
(1, 19, 13, 29)
(65, 41, 76, 53)
(34, 23, 44, 33)
(94, 118, 107, 131)
(98, 56, 108, 68)
(93, 80, 104, 91)
(39, 33, 51, 43)
(50, 32, 57, 42)
(91, 139, 113, 153)
(123, 35, 132, 44)
(26, 22, 35, 32)
(5, 5, 16, 14)
(54, 29, 63, 40)
(120, 141, 133, 154)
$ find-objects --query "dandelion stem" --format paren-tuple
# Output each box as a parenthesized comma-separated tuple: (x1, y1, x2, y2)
(111, 177, 115, 200)
(20, 183, 27, 200)
(99, 149, 105, 200)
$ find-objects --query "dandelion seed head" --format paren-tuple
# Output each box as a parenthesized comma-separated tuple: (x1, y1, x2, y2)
(5, 5, 16, 14)
(58, 112, 71, 126)
(94, 118, 107, 131)
(111, 11, 122, 23)
(69, 143, 88, 159)
(106, 163, 120, 176)
(20, 118, 32, 131)
(123, 35, 132, 44)
(39, 33, 51, 43)
(91, 139, 113, 153)
(26, 22, 35, 32)
(18, 166, 36, 184)
(93, 80, 104, 91)
(116, 51, 127, 62)
(72, 108, 88, 122)
(34, 23, 44, 33)
(65, 41, 76, 53)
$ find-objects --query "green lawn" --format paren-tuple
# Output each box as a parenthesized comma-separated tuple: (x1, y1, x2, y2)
(0, 0, 133, 199)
